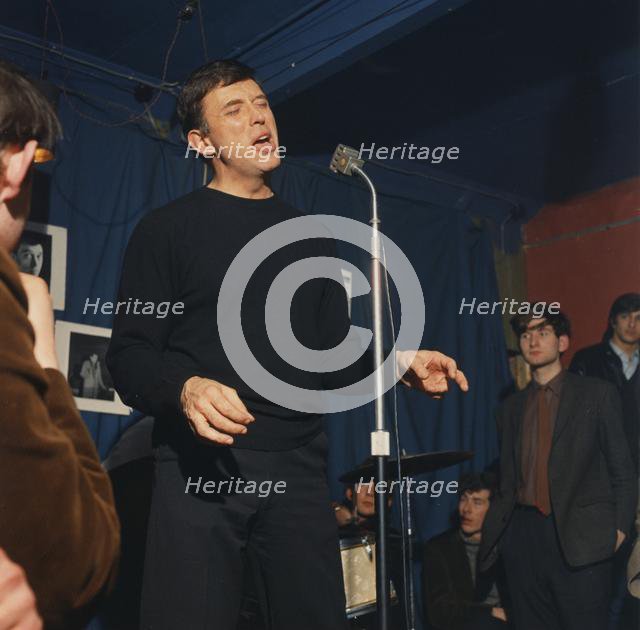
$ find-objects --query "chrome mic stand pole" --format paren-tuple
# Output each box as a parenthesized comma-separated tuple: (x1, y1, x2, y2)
(329, 145, 390, 630)
(352, 163, 390, 630)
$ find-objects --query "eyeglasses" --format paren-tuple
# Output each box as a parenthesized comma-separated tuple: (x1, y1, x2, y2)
(34, 147, 54, 163)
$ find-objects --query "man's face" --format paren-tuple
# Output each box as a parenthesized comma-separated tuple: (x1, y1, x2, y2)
(458, 489, 491, 535)
(0, 141, 37, 251)
(351, 481, 376, 517)
(611, 311, 640, 346)
(15, 242, 43, 276)
(197, 79, 280, 176)
(519, 318, 568, 368)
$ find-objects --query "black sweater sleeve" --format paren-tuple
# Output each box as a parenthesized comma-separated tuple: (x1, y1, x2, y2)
(106, 216, 196, 419)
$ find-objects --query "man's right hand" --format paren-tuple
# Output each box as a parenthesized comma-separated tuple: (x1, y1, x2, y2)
(332, 503, 354, 528)
(0, 549, 42, 630)
(180, 376, 254, 445)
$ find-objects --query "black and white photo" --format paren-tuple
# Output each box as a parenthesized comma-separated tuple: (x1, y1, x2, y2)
(13, 221, 67, 310)
(55, 321, 130, 415)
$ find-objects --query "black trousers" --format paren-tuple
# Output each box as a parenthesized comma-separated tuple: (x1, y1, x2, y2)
(501, 506, 612, 630)
(140, 431, 349, 630)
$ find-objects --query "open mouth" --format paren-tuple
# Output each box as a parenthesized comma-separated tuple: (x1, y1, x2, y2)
(252, 133, 272, 147)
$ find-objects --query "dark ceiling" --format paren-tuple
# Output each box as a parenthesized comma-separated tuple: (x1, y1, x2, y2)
(2, 0, 313, 82)
(1, 0, 638, 206)
(274, 0, 640, 204)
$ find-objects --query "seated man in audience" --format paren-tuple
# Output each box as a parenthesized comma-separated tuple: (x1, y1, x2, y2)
(423, 472, 509, 630)
(333, 470, 392, 534)
(0, 60, 120, 628)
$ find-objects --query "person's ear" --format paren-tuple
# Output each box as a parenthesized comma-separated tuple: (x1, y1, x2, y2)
(0, 141, 37, 204)
(558, 334, 570, 353)
(187, 129, 214, 156)
(345, 487, 353, 502)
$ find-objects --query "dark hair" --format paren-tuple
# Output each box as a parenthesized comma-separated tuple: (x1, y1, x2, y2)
(176, 59, 256, 136)
(0, 59, 61, 153)
(605, 293, 640, 339)
(458, 472, 497, 499)
(510, 304, 571, 339)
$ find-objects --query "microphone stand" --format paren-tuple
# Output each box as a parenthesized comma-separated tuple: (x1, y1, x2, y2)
(353, 164, 390, 630)
(330, 146, 390, 630)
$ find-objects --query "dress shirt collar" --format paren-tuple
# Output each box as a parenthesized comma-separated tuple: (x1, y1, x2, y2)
(609, 339, 640, 380)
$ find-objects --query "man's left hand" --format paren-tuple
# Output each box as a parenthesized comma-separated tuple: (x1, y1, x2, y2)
(397, 350, 469, 397)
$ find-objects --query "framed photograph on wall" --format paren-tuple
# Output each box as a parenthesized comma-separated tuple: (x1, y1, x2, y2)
(13, 221, 67, 310)
(55, 321, 130, 415)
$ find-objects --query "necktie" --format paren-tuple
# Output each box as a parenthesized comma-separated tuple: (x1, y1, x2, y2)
(535, 386, 552, 516)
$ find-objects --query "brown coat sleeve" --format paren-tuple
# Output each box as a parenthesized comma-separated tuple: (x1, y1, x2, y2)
(0, 250, 120, 629)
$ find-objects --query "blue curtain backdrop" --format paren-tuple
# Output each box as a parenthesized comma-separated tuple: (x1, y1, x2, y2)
(37, 92, 510, 629)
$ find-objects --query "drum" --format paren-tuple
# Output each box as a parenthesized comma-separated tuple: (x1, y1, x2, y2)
(339, 535, 397, 619)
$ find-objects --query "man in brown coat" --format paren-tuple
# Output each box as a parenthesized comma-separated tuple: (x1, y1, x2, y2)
(0, 60, 120, 628)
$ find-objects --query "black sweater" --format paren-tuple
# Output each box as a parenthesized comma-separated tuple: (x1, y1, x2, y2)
(107, 186, 361, 450)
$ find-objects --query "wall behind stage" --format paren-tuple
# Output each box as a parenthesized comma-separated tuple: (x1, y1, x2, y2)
(523, 177, 640, 363)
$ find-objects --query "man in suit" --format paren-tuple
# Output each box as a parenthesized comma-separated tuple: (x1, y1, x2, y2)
(481, 307, 636, 630)
(424, 472, 509, 630)
(629, 488, 640, 598)
(569, 293, 640, 472)
(569, 293, 640, 628)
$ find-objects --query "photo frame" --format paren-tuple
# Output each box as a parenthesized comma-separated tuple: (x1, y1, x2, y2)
(13, 221, 67, 310)
(55, 320, 130, 415)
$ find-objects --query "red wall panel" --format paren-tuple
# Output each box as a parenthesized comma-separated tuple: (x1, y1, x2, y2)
(524, 177, 640, 365)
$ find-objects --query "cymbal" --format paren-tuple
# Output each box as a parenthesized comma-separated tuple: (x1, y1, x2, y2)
(338, 450, 473, 484)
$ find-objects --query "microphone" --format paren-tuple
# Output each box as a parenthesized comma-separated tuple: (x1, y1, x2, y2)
(329, 144, 364, 176)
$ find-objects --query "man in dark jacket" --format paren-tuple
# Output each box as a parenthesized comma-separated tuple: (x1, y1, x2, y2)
(424, 472, 509, 630)
(569, 293, 640, 629)
(570, 292, 640, 472)
(481, 307, 636, 630)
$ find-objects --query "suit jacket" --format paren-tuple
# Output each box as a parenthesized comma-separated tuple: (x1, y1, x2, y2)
(424, 528, 505, 630)
(570, 342, 639, 472)
(628, 482, 640, 598)
(0, 248, 120, 628)
(481, 372, 637, 571)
